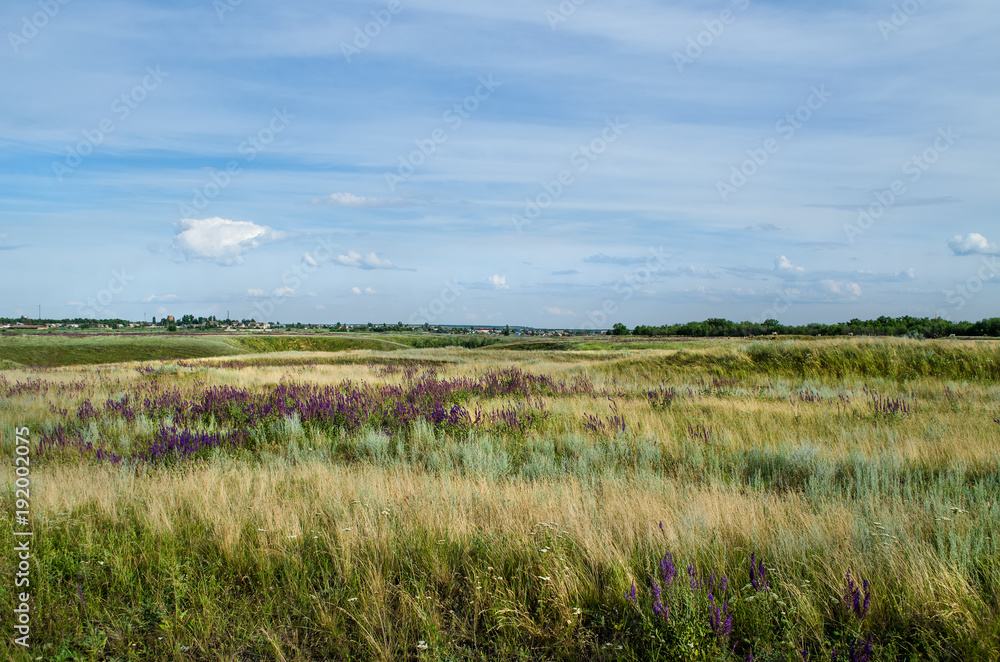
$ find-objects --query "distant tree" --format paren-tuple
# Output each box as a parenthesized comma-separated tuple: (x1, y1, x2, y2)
(503, 325, 511, 336)
(611, 322, 630, 336)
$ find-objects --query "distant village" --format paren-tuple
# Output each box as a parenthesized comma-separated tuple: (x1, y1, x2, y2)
(0, 314, 599, 336)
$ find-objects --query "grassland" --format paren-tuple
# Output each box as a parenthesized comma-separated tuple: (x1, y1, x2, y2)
(1, 336, 999, 661)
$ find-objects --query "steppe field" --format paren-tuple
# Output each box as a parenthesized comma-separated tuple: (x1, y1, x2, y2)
(2, 334, 999, 661)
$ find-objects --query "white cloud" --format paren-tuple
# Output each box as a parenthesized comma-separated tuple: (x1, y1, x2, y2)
(350, 286, 377, 295)
(273, 286, 295, 297)
(351, 287, 362, 295)
(488, 274, 509, 289)
(544, 306, 575, 316)
(335, 250, 395, 269)
(142, 294, 178, 303)
(173, 217, 284, 265)
(821, 280, 862, 298)
(948, 233, 998, 256)
(247, 288, 266, 297)
(775, 255, 804, 272)
(318, 192, 387, 207)
(315, 304, 326, 310)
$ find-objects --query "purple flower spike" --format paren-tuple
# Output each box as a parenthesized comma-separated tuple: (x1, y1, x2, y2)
(749, 553, 769, 591)
(624, 581, 637, 604)
(687, 564, 700, 590)
(844, 572, 871, 619)
(660, 552, 676, 586)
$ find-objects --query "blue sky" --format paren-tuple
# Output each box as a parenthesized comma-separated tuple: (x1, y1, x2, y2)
(1, 0, 997, 327)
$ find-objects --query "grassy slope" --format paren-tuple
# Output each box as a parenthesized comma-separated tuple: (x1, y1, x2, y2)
(0, 334, 248, 367)
(0, 332, 739, 368)
(0, 333, 435, 367)
(606, 337, 1000, 381)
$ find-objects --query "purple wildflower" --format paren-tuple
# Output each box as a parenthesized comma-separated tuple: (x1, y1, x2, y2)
(624, 581, 637, 604)
(844, 572, 871, 619)
(749, 553, 769, 591)
(688, 564, 700, 590)
(660, 552, 676, 586)
(847, 635, 874, 662)
(708, 593, 732, 638)
(649, 577, 668, 620)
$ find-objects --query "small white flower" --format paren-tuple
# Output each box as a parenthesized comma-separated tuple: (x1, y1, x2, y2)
(416, 640, 428, 650)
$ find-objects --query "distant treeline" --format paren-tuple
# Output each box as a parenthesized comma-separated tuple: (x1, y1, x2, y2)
(628, 316, 1000, 339)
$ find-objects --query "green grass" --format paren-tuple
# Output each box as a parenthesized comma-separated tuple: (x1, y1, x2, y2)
(228, 334, 408, 353)
(0, 334, 247, 367)
(608, 337, 1000, 381)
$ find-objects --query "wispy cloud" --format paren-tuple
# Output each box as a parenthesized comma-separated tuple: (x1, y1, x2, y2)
(315, 192, 397, 207)
(142, 294, 178, 303)
(583, 253, 651, 266)
(334, 251, 395, 270)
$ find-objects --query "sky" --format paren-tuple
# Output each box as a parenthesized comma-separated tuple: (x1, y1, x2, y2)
(0, 0, 997, 328)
